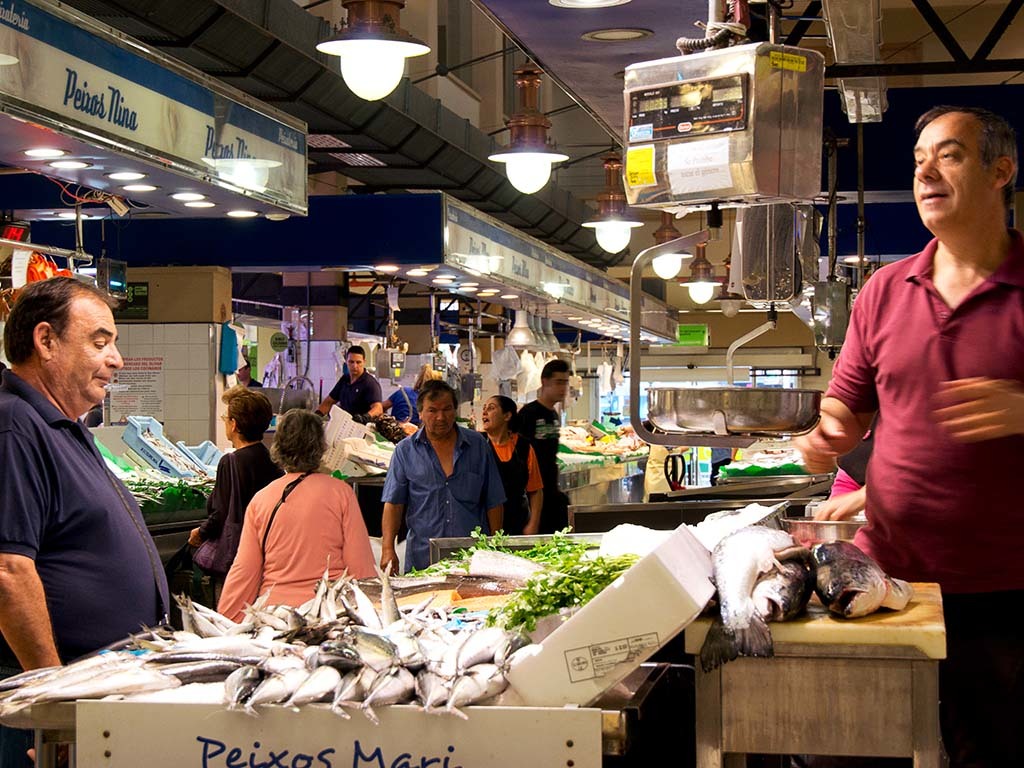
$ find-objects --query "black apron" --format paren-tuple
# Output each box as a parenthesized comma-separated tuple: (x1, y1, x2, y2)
(490, 436, 533, 535)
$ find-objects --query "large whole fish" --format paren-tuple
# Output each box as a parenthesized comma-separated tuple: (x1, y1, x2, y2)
(700, 526, 811, 672)
(812, 541, 915, 618)
(751, 550, 817, 623)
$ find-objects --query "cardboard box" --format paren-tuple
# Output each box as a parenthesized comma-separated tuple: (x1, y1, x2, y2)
(506, 525, 714, 707)
(121, 266, 231, 324)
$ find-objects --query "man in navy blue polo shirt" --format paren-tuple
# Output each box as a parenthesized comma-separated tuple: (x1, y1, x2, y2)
(315, 345, 383, 419)
(0, 278, 170, 766)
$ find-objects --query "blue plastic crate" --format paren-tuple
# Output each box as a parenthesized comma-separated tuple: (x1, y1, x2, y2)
(175, 440, 223, 476)
(122, 416, 202, 478)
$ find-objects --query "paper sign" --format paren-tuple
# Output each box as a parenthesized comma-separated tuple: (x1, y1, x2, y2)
(667, 138, 733, 195)
(677, 324, 709, 347)
(625, 144, 656, 188)
(10, 249, 30, 288)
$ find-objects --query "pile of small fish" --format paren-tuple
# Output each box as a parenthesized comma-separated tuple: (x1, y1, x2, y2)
(0, 567, 532, 723)
(699, 525, 916, 672)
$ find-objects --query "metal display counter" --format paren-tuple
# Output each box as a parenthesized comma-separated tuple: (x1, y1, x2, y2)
(561, 456, 647, 507)
(7, 663, 693, 768)
(568, 498, 810, 534)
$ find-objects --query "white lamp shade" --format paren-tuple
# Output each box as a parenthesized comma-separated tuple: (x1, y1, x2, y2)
(592, 221, 634, 253)
(542, 318, 559, 350)
(688, 281, 718, 305)
(332, 39, 429, 101)
(652, 252, 684, 280)
(505, 154, 553, 194)
(507, 310, 536, 347)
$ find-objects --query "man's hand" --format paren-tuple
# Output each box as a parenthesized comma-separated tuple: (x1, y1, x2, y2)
(794, 411, 849, 475)
(813, 486, 866, 521)
(933, 377, 1024, 442)
(379, 546, 400, 577)
(187, 528, 202, 547)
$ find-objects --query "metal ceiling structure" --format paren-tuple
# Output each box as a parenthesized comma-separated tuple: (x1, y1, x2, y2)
(49, 0, 623, 266)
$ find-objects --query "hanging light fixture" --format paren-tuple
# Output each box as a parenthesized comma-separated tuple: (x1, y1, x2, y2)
(507, 309, 537, 348)
(650, 211, 692, 280)
(679, 242, 719, 304)
(542, 318, 560, 351)
(719, 253, 746, 317)
(583, 153, 642, 253)
(316, 1, 430, 101)
(488, 66, 569, 194)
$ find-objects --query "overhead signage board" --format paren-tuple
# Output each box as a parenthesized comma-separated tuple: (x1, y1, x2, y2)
(443, 198, 678, 342)
(0, 0, 307, 214)
(676, 323, 709, 347)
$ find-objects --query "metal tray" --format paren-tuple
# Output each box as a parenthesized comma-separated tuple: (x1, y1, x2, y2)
(782, 516, 866, 545)
(647, 387, 821, 436)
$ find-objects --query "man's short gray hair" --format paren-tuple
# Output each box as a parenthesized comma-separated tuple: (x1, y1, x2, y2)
(270, 409, 326, 473)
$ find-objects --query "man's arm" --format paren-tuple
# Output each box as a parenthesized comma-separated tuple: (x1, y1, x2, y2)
(367, 401, 384, 418)
(487, 505, 503, 535)
(794, 397, 874, 475)
(0, 553, 61, 669)
(316, 395, 337, 416)
(380, 503, 404, 574)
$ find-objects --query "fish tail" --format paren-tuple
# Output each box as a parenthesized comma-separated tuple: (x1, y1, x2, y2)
(362, 705, 380, 725)
(699, 615, 774, 673)
(446, 704, 470, 721)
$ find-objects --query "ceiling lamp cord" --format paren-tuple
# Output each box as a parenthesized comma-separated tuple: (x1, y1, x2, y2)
(676, 0, 750, 55)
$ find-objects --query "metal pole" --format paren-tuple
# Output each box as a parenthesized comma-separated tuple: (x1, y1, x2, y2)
(857, 122, 866, 268)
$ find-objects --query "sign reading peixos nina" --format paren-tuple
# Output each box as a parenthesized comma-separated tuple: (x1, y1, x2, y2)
(0, 0, 307, 213)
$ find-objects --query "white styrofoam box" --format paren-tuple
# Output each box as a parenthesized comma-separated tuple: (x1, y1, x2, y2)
(506, 524, 714, 707)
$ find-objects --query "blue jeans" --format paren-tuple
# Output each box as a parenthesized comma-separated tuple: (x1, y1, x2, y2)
(0, 665, 34, 768)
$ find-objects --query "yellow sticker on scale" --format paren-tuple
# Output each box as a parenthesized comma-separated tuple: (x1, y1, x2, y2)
(769, 51, 807, 72)
(626, 144, 656, 188)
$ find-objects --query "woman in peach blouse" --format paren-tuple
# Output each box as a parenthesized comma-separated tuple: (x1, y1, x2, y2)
(218, 409, 376, 621)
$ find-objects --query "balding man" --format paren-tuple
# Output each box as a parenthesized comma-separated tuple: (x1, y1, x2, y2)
(0, 278, 169, 766)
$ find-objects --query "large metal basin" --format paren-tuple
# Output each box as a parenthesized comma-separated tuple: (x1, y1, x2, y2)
(647, 387, 821, 436)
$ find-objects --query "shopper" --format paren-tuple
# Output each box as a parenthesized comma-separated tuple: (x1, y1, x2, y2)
(188, 386, 282, 603)
(218, 409, 375, 621)
(316, 345, 382, 420)
(795, 106, 1023, 768)
(381, 364, 441, 436)
(481, 395, 543, 536)
(0, 277, 169, 767)
(380, 379, 505, 573)
(518, 359, 571, 533)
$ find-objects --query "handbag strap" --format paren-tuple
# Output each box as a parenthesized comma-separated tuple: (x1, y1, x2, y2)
(260, 471, 313, 556)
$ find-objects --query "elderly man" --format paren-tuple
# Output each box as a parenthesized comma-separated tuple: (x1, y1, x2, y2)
(380, 379, 505, 573)
(796, 106, 1023, 768)
(0, 278, 170, 766)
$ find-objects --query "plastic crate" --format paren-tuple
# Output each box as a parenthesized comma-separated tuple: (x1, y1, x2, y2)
(122, 416, 203, 478)
(175, 440, 223, 476)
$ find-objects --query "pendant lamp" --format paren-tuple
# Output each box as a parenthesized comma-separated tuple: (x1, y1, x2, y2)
(488, 67, 569, 194)
(583, 153, 642, 253)
(651, 211, 692, 280)
(678, 242, 719, 304)
(507, 309, 536, 348)
(316, 1, 430, 101)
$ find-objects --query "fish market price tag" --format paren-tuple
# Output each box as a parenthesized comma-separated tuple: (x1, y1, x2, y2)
(76, 701, 603, 768)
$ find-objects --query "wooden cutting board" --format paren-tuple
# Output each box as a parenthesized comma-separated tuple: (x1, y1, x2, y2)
(684, 582, 946, 659)
(393, 589, 513, 613)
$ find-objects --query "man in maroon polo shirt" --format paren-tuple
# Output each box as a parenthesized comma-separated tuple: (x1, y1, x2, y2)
(797, 106, 1023, 767)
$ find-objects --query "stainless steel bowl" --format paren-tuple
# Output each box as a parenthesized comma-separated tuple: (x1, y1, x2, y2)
(782, 517, 866, 545)
(647, 387, 821, 436)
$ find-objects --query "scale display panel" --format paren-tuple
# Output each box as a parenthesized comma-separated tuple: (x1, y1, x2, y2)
(627, 74, 748, 144)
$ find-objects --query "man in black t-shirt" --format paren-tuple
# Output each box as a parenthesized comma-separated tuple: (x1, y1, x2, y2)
(518, 359, 571, 534)
(316, 345, 383, 419)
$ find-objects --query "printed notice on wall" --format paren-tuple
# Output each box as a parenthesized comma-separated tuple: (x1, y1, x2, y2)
(108, 357, 165, 423)
(666, 137, 733, 195)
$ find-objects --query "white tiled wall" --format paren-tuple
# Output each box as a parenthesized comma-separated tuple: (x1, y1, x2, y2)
(116, 323, 217, 446)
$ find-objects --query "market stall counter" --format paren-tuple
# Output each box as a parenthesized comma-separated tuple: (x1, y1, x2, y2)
(684, 583, 946, 767)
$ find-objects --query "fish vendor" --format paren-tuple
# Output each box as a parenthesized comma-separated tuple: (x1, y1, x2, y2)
(0, 278, 170, 766)
(797, 106, 1024, 768)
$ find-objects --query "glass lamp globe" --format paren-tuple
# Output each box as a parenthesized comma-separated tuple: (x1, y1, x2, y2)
(324, 39, 429, 101)
(688, 281, 718, 305)
(586, 220, 642, 253)
(491, 151, 567, 194)
(652, 252, 684, 280)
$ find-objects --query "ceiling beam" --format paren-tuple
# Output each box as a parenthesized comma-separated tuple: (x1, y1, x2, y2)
(910, 0, 969, 64)
(973, 0, 1024, 63)
(784, 1, 822, 48)
(827, 59, 1024, 78)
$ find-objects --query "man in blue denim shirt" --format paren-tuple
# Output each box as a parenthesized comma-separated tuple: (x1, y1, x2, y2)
(381, 380, 505, 573)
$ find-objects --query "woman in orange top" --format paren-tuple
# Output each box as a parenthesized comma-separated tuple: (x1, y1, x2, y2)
(480, 395, 543, 536)
(218, 409, 376, 621)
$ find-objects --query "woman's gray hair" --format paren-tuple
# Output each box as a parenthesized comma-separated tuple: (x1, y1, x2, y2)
(271, 409, 326, 473)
